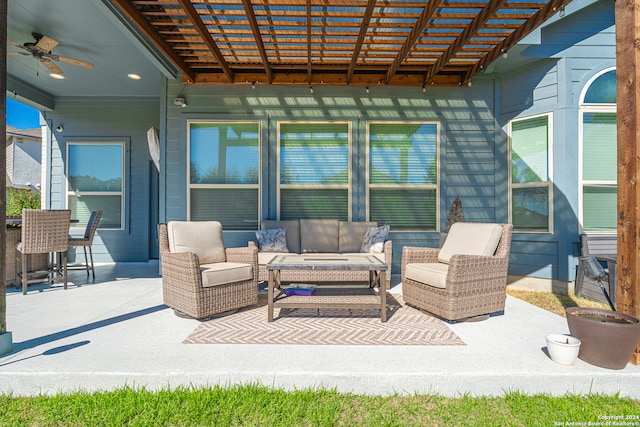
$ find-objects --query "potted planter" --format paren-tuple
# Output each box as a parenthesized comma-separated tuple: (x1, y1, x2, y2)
(566, 307, 640, 369)
(545, 334, 581, 365)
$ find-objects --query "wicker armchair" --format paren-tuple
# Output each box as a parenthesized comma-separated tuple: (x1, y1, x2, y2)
(159, 221, 258, 319)
(16, 209, 72, 295)
(68, 210, 102, 279)
(401, 223, 513, 321)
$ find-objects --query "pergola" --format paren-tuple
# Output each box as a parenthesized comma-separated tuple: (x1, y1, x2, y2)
(1, 0, 638, 363)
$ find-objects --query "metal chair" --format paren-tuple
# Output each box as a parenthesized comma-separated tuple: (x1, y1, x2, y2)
(68, 210, 102, 279)
(16, 209, 71, 295)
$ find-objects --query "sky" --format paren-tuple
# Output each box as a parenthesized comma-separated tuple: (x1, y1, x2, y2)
(6, 98, 41, 129)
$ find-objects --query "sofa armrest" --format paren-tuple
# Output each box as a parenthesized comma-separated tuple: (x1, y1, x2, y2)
(401, 246, 439, 265)
(160, 250, 203, 290)
(226, 246, 258, 265)
(445, 254, 509, 292)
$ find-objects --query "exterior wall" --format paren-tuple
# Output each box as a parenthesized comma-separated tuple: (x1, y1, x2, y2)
(8, 138, 41, 187)
(497, 0, 615, 281)
(43, 97, 160, 262)
(161, 80, 504, 273)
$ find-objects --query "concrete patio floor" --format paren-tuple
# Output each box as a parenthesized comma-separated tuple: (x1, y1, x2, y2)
(1, 261, 638, 398)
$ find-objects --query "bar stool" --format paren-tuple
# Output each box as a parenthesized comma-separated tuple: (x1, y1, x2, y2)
(16, 209, 71, 294)
(68, 210, 102, 279)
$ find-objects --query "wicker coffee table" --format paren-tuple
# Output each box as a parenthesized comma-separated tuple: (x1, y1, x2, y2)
(266, 254, 388, 322)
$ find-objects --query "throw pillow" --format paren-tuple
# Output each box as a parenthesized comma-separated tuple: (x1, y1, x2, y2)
(255, 228, 289, 253)
(360, 224, 390, 253)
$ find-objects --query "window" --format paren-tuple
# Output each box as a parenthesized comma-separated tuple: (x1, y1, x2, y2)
(509, 114, 553, 232)
(278, 122, 350, 220)
(580, 69, 617, 232)
(367, 122, 439, 231)
(67, 142, 124, 229)
(188, 121, 260, 230)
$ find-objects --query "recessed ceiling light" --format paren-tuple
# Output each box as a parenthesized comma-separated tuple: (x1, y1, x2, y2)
(127, 73, 142, 80)
(49, 73, 64, 80)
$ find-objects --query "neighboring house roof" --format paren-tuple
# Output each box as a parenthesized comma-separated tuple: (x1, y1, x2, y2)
(5, 126, 42, 189)
(6, 125, 41, 141)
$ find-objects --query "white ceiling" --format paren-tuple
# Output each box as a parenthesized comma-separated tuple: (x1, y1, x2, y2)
(6, 0, 171, 108)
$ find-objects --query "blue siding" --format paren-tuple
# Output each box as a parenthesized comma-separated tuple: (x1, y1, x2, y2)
(44, 97, 160, 262)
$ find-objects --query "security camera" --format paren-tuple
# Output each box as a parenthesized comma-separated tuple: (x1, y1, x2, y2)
(55, 125, 64, 132)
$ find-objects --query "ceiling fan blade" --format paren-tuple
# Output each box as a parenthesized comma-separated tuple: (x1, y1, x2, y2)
(55, 55, 95, 69)
(35, 35, 59, 52)
(7, 39, 25, 48)
(7, 51, 29, 56)
(41, 59, 63, 75)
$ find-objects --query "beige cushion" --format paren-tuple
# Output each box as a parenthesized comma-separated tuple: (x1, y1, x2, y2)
(200, 262, 253, 287)
(262, 220, 301, 254)
(258, 252, 289, 265)
(167, 221, 226, 264)
(338, 221, 377, 253)
(300, 219, 339, 253)
(438, 223, 503, 264)
(405, 263, 449, 289)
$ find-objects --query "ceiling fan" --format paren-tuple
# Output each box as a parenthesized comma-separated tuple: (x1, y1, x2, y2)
(7, 32, 94, 75)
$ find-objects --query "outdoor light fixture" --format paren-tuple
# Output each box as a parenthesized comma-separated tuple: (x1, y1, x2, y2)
(422, 86, 426, 93)
(127, 73, 142, 80)
(309, 86, 314, 94)
(174, 97, 187, 108)
(559, 5, 566, 17)
(365, 86, 370, 94)
(55, 124, 64, 133)
(501, 49, 508, 59)
(580, 256, 616, 311)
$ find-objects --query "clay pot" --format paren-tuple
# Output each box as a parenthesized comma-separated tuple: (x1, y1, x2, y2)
(566, 307, 640, 370)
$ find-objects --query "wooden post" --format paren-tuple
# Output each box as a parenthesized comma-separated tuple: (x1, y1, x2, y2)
(615, 0, 640, 365)
(0, 0, 8, 336)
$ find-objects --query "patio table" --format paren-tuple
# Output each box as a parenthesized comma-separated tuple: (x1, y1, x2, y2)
(266, 254, 388, 322)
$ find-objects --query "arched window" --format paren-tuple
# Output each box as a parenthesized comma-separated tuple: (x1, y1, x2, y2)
(579, 68, 617, 232)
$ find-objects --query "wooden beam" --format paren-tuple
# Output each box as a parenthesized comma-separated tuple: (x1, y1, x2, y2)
(241, 0, 273, 83)
(347, 0, 377, 84)
(0, 0, 7, 336)
(615, 0, 640, 365)
(385, 0, 442, 84)
(307, 0, 312, 84)
(176, 0, 234, 83)
(110, 0, 196, 82)
(424, 0, 507, 84)
(467, 0, 570, 82)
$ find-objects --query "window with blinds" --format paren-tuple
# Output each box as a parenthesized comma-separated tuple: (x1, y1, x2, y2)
(67, 142, 124, 230)
(509, 114, 552, 232)
(581, 112, 617, 231)
(367, 122, 439, 230)
(579, 68, 617, 232)
(278, 122, 350, 220)
(188, 121, 260, 230)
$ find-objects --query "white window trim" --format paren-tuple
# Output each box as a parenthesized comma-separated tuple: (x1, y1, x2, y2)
(65, 140, 126, 231)
(366, 121, 440, 232)
(276, 120, 352, 220)
(578, 67, 617, 233)
(186, 120, 261, 229)
(507, 112, 554, 233)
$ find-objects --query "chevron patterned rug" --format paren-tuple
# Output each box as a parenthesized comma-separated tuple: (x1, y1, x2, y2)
(184, 292, 465, 346)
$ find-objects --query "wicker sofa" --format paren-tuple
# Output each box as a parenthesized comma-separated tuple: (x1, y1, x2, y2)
(250, 219, 392, 289)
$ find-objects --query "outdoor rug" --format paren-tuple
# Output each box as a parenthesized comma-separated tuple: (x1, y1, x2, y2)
(184, 291, 465, 346)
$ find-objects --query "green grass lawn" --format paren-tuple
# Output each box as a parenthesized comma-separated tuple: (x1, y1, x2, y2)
(0, 385, 638, 426)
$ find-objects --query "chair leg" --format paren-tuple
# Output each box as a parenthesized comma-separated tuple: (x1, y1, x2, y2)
(83, 246, 90, 276)
(63, 251, 68, 290)
(21, 253, 28, 295)
(88, 246, 95, 279)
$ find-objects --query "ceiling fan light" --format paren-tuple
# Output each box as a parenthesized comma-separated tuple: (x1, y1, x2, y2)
(127, 73, 142, 80)
(49, 73, 64, 79)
